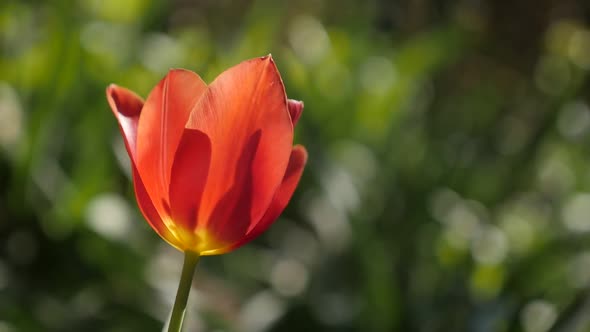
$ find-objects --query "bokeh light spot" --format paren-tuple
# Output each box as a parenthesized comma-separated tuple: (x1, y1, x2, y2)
(288, 15, 330, 64)
(359, 56, 397, 95)
(140, 33, 186, 75)
(471, 225, 508, 265)
(520, 300, 557, 332)
(85, 193, 133, 241)
(270, 258, 309, 297)
(557, 101, 590, 140)
(562, 193, 590, 233)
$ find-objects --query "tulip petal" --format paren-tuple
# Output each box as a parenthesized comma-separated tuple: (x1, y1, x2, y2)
(244, 145, 307, 241)
(132, 164, 179, 249)
(168, 129, 212, 229)
(205, 130, 261, 246)
(136, 69, 207, 210)
(106, 84, 144, 159)
(203, 145, 307, 255)
(287, 99, 303, 126)
(106, 85, 178, 248)
(186, 56, 294, 234)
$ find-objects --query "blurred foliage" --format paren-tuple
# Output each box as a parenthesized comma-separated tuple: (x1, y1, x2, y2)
(2, 0, 590, 331)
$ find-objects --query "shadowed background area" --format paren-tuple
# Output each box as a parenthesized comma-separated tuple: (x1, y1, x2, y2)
(2, 0, 590, 331)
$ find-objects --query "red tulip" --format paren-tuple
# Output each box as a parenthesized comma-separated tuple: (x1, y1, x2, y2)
(106, 55, 307, 255)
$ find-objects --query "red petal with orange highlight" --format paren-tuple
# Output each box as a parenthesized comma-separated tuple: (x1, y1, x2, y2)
(210, 145, 307, 254)
(186, 56, 294, 241)
(106, 85, 176, 247)
(136, 69, 207, 212)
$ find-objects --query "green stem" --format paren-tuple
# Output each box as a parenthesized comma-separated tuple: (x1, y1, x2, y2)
(167, 251, 200, 332)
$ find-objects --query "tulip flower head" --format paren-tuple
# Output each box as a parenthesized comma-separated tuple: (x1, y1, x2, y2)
(107, 55, 306, 256)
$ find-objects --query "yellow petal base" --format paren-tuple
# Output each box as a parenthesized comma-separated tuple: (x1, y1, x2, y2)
(161, 218, 230, 255)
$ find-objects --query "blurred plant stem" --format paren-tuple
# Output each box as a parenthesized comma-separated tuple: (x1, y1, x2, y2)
(167, 251, 200, 332)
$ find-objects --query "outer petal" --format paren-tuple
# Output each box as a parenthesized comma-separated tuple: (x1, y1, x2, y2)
(106, 85, 144, 159)
(248, 145, 307, 236)
(287, 99, 303, 126)
(202, 145, 307, 255)
(132, 164, 179, 249)
(106, 85, 177, 247)
(185, 56, 294, 241)
(136, 69, 208, 215)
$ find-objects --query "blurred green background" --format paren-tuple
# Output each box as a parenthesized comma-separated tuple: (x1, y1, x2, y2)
(2, 0, 590, 331)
